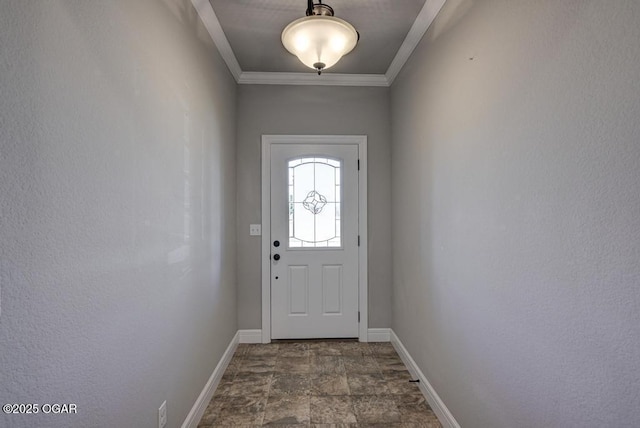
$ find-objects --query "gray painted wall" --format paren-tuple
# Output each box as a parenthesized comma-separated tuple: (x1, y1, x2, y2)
(390, 0, 640, 427)
(236, 85, 392, 329)
(0, 1, 237, 427)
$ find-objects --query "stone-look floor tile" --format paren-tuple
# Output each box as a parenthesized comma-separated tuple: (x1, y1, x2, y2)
(214, 395, 266, 426)
(278, 342, 311, 358)
(196, 341, 442, 427)
(381, 370, 422, 395)
(247, 353, 278, 362)
(352, 395, 401, 424)
(374, 353, 403, 363)
(399, 420, 442, 428)
(397, 399, 441, 425)
(369, 343, 398, 356)
(402, 423, 442, 428)
(270, 373, 311, 396)
(309, 341, 344, 356)
(311, 355, 345, 374)
(310, 396, 357, 424)
(225, 357, 243, 375)
(309, 373, 350, 396)
(347, 373, 390, 395)
(245, 343, 280, 358)
(196, 398, 225, 427)
(221, 368, 236, 380)
(237, 357, 277, 373)
(396, 395, 441, 427)
(226, 372, 273, 396)
(394, 393, 429, 407)
(376, 355, 407, 372)
(266, 425, 309, 428)
(343, 355, 380, 374)
(212, 372, 236, 397)
(268, 425, 308, 428)
(275, 356, 310, 373)
(355, 424, 406, 428)
(235, 343, 251, 356)
(227, 354, 245, 371)
(263, 395, 310, 425)
(311, 424, 358, 428)
(336, 341, 371, 356)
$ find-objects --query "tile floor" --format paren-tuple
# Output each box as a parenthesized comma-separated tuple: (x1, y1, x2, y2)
(198, 340, 442, 427)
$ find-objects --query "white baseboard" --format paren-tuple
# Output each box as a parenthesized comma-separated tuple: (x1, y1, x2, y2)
(181, 331, 239, 428)
(367, 328, 391, 342)
(390, 330, 460, 428)
(238, 329, 263, 343)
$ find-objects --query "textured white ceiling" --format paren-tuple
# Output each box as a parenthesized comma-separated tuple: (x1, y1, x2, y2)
(209, 0, 427, 74)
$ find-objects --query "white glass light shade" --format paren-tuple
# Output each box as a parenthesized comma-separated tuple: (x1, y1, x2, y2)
(281, 16, 358, 72)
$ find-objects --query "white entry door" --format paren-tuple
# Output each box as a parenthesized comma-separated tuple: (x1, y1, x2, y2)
(270, 143, 359, 339)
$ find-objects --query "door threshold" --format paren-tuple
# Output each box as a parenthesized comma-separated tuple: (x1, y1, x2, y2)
(271, 337, 359, 343)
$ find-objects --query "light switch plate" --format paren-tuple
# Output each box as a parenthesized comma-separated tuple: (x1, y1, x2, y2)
(249, 224, 262, 236)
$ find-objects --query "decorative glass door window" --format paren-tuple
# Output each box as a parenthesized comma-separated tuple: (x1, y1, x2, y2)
(288, 157, 341, 248)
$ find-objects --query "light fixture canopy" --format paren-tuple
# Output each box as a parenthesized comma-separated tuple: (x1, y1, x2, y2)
(281, 1, 359, 75)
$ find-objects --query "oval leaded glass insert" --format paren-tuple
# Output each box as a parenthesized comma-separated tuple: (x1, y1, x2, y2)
(288, 157, 341, 248)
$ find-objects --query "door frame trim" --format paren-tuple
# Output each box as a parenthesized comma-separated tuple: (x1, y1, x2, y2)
(261, 135, 368, 343)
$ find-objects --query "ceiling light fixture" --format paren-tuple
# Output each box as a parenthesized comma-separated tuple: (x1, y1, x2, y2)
(281, 0, 359, 75)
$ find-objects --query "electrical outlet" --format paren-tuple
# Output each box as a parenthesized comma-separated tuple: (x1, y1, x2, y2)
(158, 400, 167, 428)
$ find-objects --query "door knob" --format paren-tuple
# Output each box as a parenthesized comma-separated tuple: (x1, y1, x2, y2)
(273, 240, 280, 247)
(273, 254, 280, 261)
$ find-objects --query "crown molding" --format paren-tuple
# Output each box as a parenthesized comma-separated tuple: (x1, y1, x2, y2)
(385, 0, 447, 85)
(192, 0, 446, 87)
(238, 72, 389, 87)
(190, 0, 241, 81)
